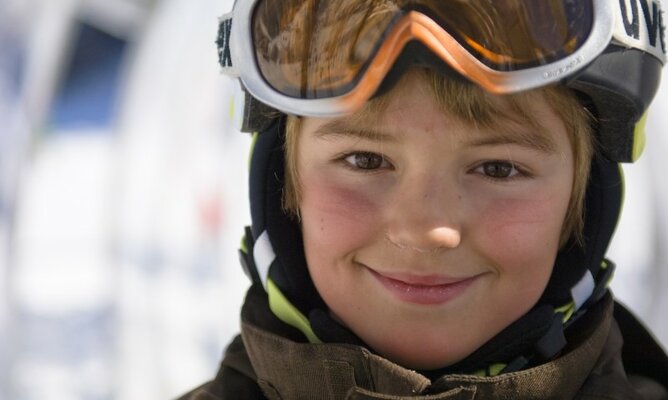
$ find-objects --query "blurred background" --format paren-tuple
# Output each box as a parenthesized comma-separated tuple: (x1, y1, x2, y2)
(0, 0, 667, 399)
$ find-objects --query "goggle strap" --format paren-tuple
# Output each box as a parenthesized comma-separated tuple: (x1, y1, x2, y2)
(242, 93, 280, 133)
(217, 12, 239, 75)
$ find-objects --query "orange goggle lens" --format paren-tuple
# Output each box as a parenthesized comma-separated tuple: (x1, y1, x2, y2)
(252, 0, 593, 99)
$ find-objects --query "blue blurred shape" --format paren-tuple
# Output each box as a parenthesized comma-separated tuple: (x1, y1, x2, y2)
(49, 22, 127, 132)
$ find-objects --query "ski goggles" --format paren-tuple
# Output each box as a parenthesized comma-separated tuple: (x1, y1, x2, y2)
(218, 0, 665, 117)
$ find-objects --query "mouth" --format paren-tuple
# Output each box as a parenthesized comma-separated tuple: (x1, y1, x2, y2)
(366, 267, 482, 305)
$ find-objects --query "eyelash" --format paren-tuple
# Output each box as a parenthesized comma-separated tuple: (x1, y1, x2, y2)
(337, 152, 531, 181)
(471, 160, 531, 181)
(338, 151, 391, 172)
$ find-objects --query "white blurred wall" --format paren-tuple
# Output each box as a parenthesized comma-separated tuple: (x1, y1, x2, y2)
(1, 0, 251, 399)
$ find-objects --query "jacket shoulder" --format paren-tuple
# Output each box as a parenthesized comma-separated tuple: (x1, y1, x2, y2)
(614, 301, 668, 399)
(176, 335, 265, 400)
(577, 301, 668, 399)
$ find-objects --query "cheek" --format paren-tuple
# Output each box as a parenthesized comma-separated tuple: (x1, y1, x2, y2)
(299, 174, 380, 254)
(474, 194, 567, 271)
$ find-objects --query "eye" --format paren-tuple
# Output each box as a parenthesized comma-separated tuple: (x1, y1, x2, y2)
(475, 161, 521, 179)
(343, 152, 388, 170)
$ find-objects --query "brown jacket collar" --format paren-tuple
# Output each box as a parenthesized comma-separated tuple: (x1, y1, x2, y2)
(241, 296, 613, 399)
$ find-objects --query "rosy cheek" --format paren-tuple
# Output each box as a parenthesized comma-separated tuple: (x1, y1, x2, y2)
(300, 176, 379, 250)
(474, 196, 565, 270)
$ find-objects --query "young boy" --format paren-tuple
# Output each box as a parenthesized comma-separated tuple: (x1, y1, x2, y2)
(182, 1, 668, 398)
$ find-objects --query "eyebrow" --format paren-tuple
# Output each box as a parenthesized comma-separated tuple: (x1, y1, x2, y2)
(313, 119, 397, 143)
(465, 123, 558, 154)
(314, 117, 559, 153)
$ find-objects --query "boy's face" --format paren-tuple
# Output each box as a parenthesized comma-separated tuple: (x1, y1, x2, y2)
(296, 74, 574, 370)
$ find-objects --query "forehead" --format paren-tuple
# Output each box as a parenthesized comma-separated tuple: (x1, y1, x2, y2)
(355, 71, 553, 131)
(326, 73, 564, 148)
(303, 103, 571, 168)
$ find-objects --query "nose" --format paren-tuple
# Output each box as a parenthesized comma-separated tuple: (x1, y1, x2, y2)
(384, 175, 462, 252)
(385, 227, 461, 253)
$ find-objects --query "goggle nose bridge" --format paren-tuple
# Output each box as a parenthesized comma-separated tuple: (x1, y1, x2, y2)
(350, 11, 504, 102)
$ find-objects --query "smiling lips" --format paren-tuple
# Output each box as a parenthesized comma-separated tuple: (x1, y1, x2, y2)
(368, 268, 480, 305)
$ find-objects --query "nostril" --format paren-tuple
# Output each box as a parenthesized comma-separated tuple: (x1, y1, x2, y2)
(385, 234, 436, 253)
(384, 226, 461, 253)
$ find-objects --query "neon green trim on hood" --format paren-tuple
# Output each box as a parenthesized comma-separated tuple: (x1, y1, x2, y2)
(240, 234, 248, 255)
(556, 302, 576, 323)
(268, 278, 321, 344)
(632, 112, 648, 162)
(473, 363, 506, 377)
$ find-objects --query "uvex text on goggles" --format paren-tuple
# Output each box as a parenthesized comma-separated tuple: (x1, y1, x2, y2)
(219, 0, 665, 118)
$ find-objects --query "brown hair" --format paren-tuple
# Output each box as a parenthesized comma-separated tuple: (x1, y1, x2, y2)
(283, 70, 594, 246)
